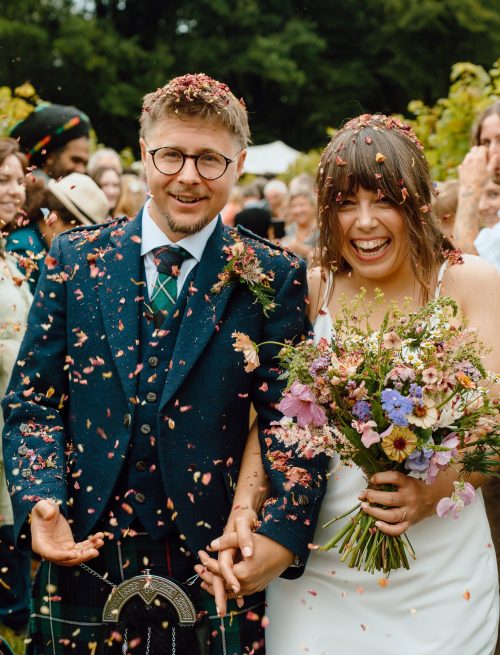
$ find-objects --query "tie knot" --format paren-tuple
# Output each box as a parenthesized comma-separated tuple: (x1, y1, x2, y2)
(152, 245, 190, 276)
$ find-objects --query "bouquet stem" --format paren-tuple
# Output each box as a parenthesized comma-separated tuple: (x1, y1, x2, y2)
(320, 506, 416, 574)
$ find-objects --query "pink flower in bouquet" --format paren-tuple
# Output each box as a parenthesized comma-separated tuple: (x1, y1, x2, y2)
(278, 381, 327, 428)
(360, 421, 382, 448)
(456, 480, 476, 505)
(382, 331, 402, 350)
(232, 332, 260, 372)
(352, 420, 394, 449)
(331, 352, 364, 379)
(436, 496, 464, 519)
(427, 433, 459, 483)
(437, 480, 476, 519)
(421, 366, 439, 386)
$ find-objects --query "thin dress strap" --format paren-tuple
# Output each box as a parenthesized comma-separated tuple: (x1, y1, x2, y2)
(321, 270, 334, 310)
(434, 260, 448, 299)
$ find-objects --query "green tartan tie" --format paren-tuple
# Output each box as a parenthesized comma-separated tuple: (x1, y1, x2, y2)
(150, 245, 190, 327)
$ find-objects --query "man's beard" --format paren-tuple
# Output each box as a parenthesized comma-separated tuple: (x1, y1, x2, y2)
(160, 210, 214, 236)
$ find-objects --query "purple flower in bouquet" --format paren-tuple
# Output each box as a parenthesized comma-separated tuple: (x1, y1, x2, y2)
(353, 400, 372, 421)
(385, 365, 416, 391)
(405, 446, 433, 474)
(408, 383, 423, 404)
(278, 380, 327, 428)
(309, 355, 330, 377)
(381, 388, 413, 426)
(455, 360, 481, 382)
(436, 480, 476, 519)
(427, 433, 459, 483)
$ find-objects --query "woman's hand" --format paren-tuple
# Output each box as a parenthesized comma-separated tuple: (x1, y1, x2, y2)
(197, 503, 259, 617)
(358, 471, 438, 536)
(196, 534, 294, 616)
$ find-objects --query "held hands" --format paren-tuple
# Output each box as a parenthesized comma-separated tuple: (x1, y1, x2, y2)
(31, 499, 105, 566)
(358, 471, 437, 537)
(195, 532, 294, 617)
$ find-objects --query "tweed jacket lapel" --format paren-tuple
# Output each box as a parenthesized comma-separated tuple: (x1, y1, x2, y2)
(159, 218, 237, 409)
(97, 212, 143, 402)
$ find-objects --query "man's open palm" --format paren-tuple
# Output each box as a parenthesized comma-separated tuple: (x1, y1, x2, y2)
(31, 500, 104, 566)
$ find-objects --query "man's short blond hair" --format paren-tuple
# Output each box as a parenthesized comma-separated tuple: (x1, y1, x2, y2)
(140, 73, 251, 148)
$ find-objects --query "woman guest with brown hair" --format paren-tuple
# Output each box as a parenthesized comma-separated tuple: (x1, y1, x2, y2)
(0, 138, 33, 644)
(90, 166, 122, 219)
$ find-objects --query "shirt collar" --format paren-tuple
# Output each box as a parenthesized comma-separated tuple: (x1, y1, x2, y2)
(140, 201, 218, 262)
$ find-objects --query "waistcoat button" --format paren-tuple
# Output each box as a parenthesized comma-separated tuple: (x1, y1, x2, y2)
(136, 460, 148, 472)
(146, 392, 157, 403)
(140, 424, 151, 435)
(297, 494, 309, 506)
(148, 356, 159, 367)
(123, 413, 132, 427)
(135, 492, 146, 504)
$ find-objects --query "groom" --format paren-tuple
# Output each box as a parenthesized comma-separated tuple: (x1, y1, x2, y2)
(2, 74, 325, 654)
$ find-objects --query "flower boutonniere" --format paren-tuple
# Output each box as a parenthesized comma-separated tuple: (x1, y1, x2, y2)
(212, 236, 276, 316)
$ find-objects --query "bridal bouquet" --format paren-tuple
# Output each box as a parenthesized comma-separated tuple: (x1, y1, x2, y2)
(233, 290, 500, 574)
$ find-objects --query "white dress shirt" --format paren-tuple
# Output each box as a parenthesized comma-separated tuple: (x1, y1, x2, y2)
(140, 202, 218, 296)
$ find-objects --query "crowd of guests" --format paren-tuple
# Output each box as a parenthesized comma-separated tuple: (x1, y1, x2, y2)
(221, 175, 320, 261)
(0, 93, 499, 651)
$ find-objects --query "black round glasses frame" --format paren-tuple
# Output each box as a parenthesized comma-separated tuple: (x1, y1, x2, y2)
(147, 146, 241, 180)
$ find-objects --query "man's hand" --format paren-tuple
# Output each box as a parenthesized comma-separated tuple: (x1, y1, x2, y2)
(195, 533, 294, 616)
(31, 499, 104, 566)
(458, 145, 489, 191)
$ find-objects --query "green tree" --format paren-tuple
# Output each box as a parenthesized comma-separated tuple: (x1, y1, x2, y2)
(408, 59, 500, 180)
(1, 0, 500, 154)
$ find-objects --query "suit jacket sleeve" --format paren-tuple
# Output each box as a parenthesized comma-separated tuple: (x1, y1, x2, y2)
(252, 255, 328, 574)
(2, 236, 69, 548)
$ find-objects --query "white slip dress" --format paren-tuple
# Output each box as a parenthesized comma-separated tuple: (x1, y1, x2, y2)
(266, 263, 499, 655)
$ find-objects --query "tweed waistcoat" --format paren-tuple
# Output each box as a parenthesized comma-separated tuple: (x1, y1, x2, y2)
(102, 265, 195, 539)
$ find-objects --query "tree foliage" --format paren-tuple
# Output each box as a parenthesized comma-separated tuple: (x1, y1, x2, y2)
(0, 0, 499, 157)
(408, 59, 500, 180)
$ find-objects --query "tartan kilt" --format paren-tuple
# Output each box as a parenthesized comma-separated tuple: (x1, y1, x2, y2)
(26, 533, 265, 655)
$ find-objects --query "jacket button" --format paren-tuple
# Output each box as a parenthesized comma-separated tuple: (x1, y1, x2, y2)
(298, 494, 309, 506)
(136, 460, 148, 472)
(140, 424, 151, 435)
(18, 445, 28, 456)
(146, 392, 157, 402)
(135, 492, 146, 504)
(123, 413, 132, 427)
(21, 469, 31, 478)
(148, 356, 159, 367)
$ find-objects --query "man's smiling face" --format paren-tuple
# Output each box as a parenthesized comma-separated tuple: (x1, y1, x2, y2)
(140, 116, 245, 242)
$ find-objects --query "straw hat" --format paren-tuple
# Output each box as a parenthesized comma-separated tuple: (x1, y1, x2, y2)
(47, 173, 109, 225)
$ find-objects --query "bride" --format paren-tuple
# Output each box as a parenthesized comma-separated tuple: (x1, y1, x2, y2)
(198, 114, 500, 654)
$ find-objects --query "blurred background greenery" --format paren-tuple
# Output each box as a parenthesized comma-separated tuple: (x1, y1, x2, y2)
(0, 1, 499, 174)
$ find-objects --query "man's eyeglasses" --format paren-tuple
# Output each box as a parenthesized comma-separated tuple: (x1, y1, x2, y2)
(147, 146, 241, 180)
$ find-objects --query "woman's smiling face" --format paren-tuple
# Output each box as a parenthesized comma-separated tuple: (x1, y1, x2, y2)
(337, 186, 410, 281)
(0, 154, 25, 229)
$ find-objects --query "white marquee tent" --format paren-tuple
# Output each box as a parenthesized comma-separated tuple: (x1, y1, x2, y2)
(243, 140, 301, 175)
